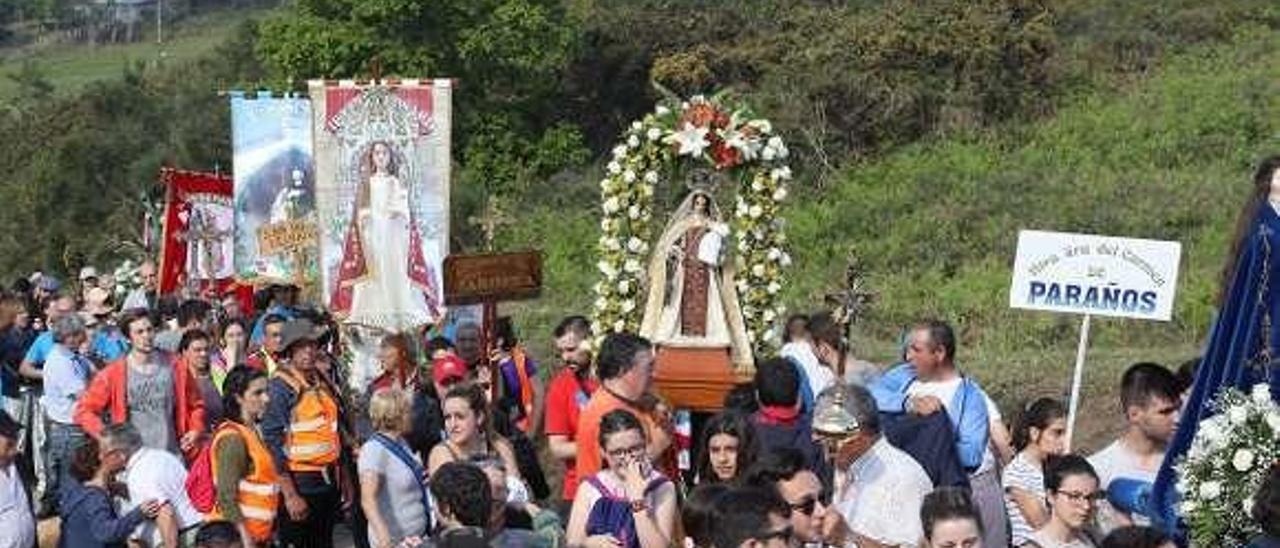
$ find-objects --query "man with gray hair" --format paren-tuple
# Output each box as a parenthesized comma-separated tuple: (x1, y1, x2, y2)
(818, 383, 932, 547)
(37, 313, 92, 515)
(100, 423, 203, 547)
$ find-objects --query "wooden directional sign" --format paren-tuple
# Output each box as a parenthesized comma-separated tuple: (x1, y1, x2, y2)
(443, 251, 542, 305)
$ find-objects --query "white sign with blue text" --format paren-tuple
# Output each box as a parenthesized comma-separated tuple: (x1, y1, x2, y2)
(1009, 230, 1182, 321)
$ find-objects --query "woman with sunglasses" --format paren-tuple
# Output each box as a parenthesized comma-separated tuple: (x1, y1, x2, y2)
(1027, 455, 1102, 548)
(427, 382, 528, 502)
(694, 411, 757, 485)
(567, 409, 677, 548)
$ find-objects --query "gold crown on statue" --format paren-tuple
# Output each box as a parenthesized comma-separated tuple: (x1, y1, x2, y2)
(685, 167, 726, 194)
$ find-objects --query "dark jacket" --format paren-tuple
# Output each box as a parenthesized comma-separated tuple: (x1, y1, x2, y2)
(59, 481, 147, 548)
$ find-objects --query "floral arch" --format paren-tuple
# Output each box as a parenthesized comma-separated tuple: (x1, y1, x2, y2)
(591, 93, 793, 356)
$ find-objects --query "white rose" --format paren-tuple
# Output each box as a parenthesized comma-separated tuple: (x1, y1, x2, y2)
(1233, 448, 1256, 472)
(767, 248, 781, 260)
(1199, 481, 1221, 499)
(771, 166, 792, 181)
(600, 179, 613, 191)
(1199, 420, 1222, 446)
(612, 145, 628, 158)
(762, 147, 776, 161)
(768, 136, 789, 159)
(763, 309, 776, 322)
(644, 171, 659, 183)
(628, 205, 641, 219)
(601, 218, 615, 231)
(627, 135, 640, 148)
(1252, 383, 1272, 405)
(1266, 411, 1280, 436)
(640, 184, 654, 197)
(647, 128, 662, 141)
(603, 197, 621, 213)
(751, 179, 764, 191)
(617, 280, 631, 294)
(623, 170, 637, 183)
(1181, 500, 1198, 514)
(752, 264, 766, 277)
(1230, 406, 1249, 426)
(656, 105, 671, 116)
(607, 161, 622, 174)
(621, 299, 636, 313)
(749, 205, 763, 218)
(594, 297, 608, 310)
(597, 261, 616, 277)
(780, 252, 792, 267)
(627, 237, 644, 252)
(631, 121, 643, 131)
(614, 319, 626, 333)
(773, 186, 788, 202)
(767, 282, 781, 294)
(624, 259, 642, 273)
(737, 240, 749, 253)
(736, 280, 748, 293)
(600, 236, 620, 250)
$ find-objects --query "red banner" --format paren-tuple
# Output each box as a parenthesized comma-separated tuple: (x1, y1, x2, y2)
(158, 168, 241, 300)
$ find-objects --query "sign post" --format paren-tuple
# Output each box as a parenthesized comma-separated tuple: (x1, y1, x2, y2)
(1009, 230, 1182, 450)
(443, 250, 543, 357)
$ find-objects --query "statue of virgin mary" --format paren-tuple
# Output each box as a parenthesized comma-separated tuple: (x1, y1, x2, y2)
(640, 187, 753, 370)
(330, 141, 441, 330)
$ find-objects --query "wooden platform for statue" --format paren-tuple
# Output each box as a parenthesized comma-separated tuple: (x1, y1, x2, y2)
(653, 346, 750, 412)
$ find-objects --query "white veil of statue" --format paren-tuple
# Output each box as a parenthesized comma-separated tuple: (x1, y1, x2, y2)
(640, 189, 752, 369)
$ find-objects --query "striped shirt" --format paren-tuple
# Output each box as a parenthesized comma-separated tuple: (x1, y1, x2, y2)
(1004, 452, 1046, 546)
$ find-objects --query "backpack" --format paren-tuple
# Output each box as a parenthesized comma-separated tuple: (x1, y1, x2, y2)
(185, 436, 217, 513)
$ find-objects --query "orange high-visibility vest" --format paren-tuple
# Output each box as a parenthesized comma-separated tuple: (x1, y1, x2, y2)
(276, 367, 340, 471)
(209, 421, 279, 543)
(512, 348, 535, 432)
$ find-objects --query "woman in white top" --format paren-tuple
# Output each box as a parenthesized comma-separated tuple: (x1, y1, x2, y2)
(359, 388, 430, 548)
(1004, 398, 1069, 546)
(1027, 455, 1102, 548)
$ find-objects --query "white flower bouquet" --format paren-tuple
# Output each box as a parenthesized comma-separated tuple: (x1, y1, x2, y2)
(1176, 383, 1280, 545)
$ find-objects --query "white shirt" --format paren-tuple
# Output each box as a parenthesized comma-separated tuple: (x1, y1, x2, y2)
(41, 344, 92, 424)
(781, 341, 835, 399)
(123, 447, 203, 542)
(1088, 440, 1160, 530)
(835, 437, 933, 547)
(123, 287, 150, 310)
(0, 463, 35, 548)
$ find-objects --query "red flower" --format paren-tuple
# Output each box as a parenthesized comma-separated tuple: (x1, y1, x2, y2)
(682, 103, 730, 129)
(711, 139, 742, 169)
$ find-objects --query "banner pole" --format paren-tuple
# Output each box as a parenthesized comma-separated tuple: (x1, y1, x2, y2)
(1065, 313, 1092, 453)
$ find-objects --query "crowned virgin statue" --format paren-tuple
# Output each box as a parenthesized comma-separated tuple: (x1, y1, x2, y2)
(640, 180, 753, 370)
(330, 141, 441, 330)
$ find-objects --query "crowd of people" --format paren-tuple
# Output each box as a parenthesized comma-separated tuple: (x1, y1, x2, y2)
(0, 264, 1276, 548)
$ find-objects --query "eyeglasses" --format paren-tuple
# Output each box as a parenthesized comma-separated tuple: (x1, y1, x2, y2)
(1055, 489, 1104, 504)
(753, 525, 796, 545)
(787, 496, 817, 516)
(606, 443, 647, 460)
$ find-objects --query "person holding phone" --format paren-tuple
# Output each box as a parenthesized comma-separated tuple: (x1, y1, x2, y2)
(566, 409, 677, 548)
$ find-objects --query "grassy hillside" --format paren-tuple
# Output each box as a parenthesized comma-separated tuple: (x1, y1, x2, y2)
(0, 7, 268, 100)
(504, 24, 1280, 451)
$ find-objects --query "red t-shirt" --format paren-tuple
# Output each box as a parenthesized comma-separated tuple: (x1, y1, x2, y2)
(544, 367, 597, 500)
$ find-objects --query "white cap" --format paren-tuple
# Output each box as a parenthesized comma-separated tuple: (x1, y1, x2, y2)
(79, 266, 99, 281)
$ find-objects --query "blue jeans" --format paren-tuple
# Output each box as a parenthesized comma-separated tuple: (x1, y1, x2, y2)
(43, 420, 85, 512)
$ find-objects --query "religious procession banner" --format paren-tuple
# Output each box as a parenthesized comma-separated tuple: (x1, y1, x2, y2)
(309, 79, 452, 333)
(229, 93, 318, 287)
(158, 168, 235, 296)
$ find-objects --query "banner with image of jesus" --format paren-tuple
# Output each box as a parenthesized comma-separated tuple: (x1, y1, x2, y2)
(310, 79, 452, 332)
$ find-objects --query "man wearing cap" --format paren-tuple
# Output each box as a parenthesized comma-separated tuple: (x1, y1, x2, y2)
(15, 293, 74, 510)
(261, 319, 352, 547)
(74, 308, 206, 460)
(0, 410, 34, 548)
(78, 266, 99, 303)
(84, 287, 128, 365)
(246, 313, 287, 374)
